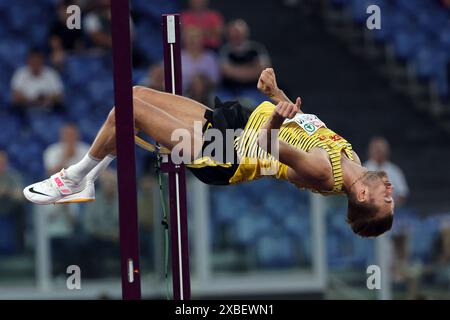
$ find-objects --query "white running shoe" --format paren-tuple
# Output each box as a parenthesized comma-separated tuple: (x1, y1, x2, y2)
(23, 169, 88, 205)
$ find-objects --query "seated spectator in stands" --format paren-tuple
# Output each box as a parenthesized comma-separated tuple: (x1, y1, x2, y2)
(49, 0, 84, 69)
(11, 48, 65, 116)
(181, 26, 220, 91)
(220, 19, 271, 92)
(82, 169, 119, 277)
(391, 231, 422, 299)
(138, 175, 156, 269)
(439, 0, 450, 9)
(140, 63, 165, 91)
(83, 0, 144, 66)
(83, 0, 112, 52)
(181, 0, 224, 51)
(427, 221, 450, 287)
(0, 151, 26, 252)
(44, 123, 90, 175)
(43, 123, 89, 276)
(364, 136, 409, 206)
(186, 74, 214, 106)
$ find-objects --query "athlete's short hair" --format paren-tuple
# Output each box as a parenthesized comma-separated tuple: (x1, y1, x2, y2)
(347, 192, 393, 237)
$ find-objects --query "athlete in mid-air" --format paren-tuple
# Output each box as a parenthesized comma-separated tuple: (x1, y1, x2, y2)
(24, 68, 394, 237)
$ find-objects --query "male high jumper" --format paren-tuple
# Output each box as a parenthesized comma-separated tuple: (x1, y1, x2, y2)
(24, 68, 394, 237)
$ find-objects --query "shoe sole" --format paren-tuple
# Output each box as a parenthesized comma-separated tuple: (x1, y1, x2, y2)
(55, 198, 95, 204)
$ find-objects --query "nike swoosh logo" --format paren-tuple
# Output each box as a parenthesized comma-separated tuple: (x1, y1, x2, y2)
(28, 187, 51, 197)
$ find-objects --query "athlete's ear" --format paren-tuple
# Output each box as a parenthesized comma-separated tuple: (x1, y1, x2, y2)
(356, 186, 367, 203)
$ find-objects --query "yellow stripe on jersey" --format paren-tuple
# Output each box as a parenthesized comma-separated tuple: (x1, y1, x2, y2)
(229, 101, 354, 195)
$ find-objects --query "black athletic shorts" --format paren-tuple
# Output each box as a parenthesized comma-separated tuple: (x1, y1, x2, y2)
(187, 97, 251, 185)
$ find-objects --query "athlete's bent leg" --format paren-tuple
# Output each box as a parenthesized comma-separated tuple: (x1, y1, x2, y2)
(24, 92, 208, 204)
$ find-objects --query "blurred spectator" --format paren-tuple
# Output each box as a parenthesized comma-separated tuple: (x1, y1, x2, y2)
(49, 0, 84, 69)
(11, 48, 64, 116)
(181, 0, 224, 51)
(439, 0, 450, 9)
(82, 169, 119, 277)
(186, 73, 214, 105)
(220, 19, 271, 91)
(391, 232, 422, 299)
(83, 0, 112, 51)
(364, 136, 409, 206)
(428, 222, 450, 287)
(181, 26, 220, 91)
(83, 169, 119, 242)
(140, 62, 165, 91)
(83, 0, 145, 67)
(0, 151, 26, 252)
(43, 123, 88, 275)
(138, 175, 156, 269)
(44, 123, 90, 175)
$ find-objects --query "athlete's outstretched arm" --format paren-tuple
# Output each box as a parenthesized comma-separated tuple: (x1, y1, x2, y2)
(258, 101, 330, 183)
(257, 68, 301, 110)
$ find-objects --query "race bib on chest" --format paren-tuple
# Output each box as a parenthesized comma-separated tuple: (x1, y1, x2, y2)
(283, 114, 326, 135)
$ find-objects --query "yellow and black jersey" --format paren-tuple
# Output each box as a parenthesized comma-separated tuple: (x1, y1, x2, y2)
(187, 98, 354, 195)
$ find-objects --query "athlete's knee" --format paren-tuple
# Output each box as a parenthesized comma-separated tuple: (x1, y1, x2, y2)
(132, 97, 147, 126)
(133, 85, 158, 98)
(107, 107, 116, 126)
(132, 85, 145, 97)
(133, 85, 162, 99)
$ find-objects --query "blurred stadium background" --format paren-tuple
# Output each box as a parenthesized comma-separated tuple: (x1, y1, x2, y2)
(0, 0, 449, 299)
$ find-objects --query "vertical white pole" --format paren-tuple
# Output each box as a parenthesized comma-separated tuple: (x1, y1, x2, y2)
(376, 235, 392, 300)
(310, 193, 327, 289)
(190, 178, 211, 285)
(35, 206, 51, 292)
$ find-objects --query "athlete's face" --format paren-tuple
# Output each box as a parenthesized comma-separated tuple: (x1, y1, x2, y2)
(183, 27, 204, 51)
(189, 0, 208, 11)
(227, 21, 249, 46)
(368, 138, 389, 164)
(60, 125, 80, 145)
(364, 171, 395, 218)
(28, 53, 44, 75)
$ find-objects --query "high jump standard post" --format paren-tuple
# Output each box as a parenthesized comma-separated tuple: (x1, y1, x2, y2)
(110, 0, 142, 299)
(160, 13, 192, 301)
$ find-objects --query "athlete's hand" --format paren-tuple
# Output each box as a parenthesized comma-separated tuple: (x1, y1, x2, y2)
(257, 68, 279, 97)
(275, 98, 302, 120)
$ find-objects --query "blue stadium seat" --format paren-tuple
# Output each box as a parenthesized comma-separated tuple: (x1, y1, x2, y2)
(412, 46, 448, 81)
(78, 115, 105, 143)
(234, 213, 272, 246)
(131, 0, 178, 20)
(29, 113, 66, 145)
(135, 24, 164, 63)
(64, 54, 109, 87)
(256, 231, 297, 268)
(0, 38, 28, 70)
(0, 113, 22, 149)
(391, 30, 426, 61)
(0, 215, 17, 255)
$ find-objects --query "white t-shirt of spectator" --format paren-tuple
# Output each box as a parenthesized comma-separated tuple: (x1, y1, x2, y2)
(42, 141, 90, 238)
(44, 142, 90, 172)
(363, 160, 409, 199)
(84, 13, 134, 37)
(11, 66, 63, 101)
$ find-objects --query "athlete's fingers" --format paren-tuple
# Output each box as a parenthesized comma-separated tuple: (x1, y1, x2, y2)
(288, 105, 297, 119)
(282, 103, 291, 117)
(261, 72, 273, 84)
(295, 97, 302, 109)
(276, 102, 288, 117)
